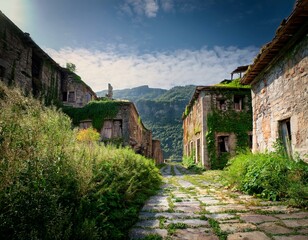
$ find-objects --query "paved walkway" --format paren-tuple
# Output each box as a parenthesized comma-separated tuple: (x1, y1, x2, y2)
(129, 163, 308, 240)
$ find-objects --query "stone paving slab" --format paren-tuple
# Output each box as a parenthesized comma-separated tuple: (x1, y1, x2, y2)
(273, 236, 308, 240)
(139, 211, 201, 220)
(198, 196, 221, 205)
(227, 231, 271, 240)
(282, 219, 308, 228)
(205, 204, 249, 213)
(275, 212, 308, 219)
(239, 213, 279, 223)
(172, 228, 219, 240)
(129, 228, 168, 239)
(166, 219, 209, 227)
(134, 219, 160, 228)
(258, 222, 293, 234)
(219, 222, 257, 233)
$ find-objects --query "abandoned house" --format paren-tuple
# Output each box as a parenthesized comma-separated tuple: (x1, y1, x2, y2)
(0, 11, 96, 107)
(241, 0, 308, 162)
(0, 11, 163, 164)
(66, 99, 164, 164)
(182, 80, 252, 169)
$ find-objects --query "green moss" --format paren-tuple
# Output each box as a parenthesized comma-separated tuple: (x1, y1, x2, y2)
(62, 100, 122, 130)
(215, 78, 251, 89)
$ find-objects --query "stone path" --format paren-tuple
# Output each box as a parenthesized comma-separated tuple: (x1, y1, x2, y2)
(129, 163, 308, 240)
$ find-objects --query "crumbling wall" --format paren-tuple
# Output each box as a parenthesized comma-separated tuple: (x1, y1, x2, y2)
(251, 36, 308, 162)
(152, 139, 164, 164)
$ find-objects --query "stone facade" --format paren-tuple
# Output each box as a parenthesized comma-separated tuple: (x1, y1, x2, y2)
(0, 11, 95, 107)
(241, 0, 308, 162)
(183, 85, 252, 169)
(99, 102, 163, 162)
(61, 71, 96, 108)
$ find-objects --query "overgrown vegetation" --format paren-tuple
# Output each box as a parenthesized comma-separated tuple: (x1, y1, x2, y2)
(63, 99, 122, 130)
(0, 82, 161, 239)
(224, 146, 308, 208)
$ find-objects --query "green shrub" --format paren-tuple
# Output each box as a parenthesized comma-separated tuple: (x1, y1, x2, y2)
(225, 150, 308, 207)
(0, 83, 162, 239)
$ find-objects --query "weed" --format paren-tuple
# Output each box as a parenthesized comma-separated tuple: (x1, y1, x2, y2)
(208, 218, 228, 240)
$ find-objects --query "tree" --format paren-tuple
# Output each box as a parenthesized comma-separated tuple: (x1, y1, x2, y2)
(66, 62, 76, 72)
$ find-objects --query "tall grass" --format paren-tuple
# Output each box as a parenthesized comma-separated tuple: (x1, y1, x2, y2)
(224, 149, 308, 208)
(0, 82, 161, 239)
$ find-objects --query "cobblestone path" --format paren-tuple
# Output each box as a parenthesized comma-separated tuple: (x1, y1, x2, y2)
(129, 163, 308, 240)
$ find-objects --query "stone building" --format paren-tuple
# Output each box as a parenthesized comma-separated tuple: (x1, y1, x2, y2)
(77, 101, 164, 164)
(0, 11, 95, 107)
(183, 82, 252, 169)
(241, 0, 308, 162)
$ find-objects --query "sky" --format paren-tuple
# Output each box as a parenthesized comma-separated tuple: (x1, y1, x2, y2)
(1, 0, 294, 91)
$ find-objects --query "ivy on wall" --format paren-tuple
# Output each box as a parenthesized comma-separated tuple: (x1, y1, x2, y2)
(62, 100, 122, 131)
(206, 89, 252, 169)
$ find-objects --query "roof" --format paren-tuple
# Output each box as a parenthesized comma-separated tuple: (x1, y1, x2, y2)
(231, 65, 249, 74)
(241, 0, 308, 85)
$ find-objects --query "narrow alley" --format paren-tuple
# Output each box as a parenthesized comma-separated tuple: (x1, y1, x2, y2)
(129, 163, 308, 240)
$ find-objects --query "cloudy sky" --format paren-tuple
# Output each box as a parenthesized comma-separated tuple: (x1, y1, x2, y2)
(1, 0, 294, 91)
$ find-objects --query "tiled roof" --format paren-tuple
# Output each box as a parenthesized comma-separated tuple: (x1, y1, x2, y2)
(241, 0, 308, 85)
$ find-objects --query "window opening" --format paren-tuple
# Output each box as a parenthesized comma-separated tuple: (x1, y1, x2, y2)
(279, 118, 292, 157)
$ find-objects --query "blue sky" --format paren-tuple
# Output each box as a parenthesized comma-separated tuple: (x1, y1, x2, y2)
(1, 0, 294, 91)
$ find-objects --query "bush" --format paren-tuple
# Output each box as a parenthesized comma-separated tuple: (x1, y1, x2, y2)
(0, 83, 162, 239)
(225, 150, 308, 207)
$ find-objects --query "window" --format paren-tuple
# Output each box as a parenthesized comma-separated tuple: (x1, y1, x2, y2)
(85, 93, 92, 103)
(68, 91, 75, 102)
(234, 95, 244, 111)
(279, 118, 292, 157)
(217, 99, 227, 110)
(0, 66, 5, 79)
(248, 134, 253, 149)
(62, 92, 67, 101)
(101, 120, 123, 139)
(196, 139, 201, 163)
(217, 136, 229, 155)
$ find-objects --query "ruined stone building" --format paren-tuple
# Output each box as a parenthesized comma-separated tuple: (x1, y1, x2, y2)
(183, 81, 252, 169)
(0, 11, 96, 107)
(241, 0, 308, 162)
(0, 11, 164, 164)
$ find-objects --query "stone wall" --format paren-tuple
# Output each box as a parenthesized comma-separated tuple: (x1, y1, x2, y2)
(61, 72, 96, 108)
(183, 87, 251, 169)
(152, 140, 164, 164)
(0, 12, 62, 102)
(251, 36, 308, 162)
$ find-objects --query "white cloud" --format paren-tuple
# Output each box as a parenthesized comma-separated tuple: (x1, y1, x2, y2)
(161, 0, 174, 12)
(46, 46, 258, 92)
(120, 0, 159, 18)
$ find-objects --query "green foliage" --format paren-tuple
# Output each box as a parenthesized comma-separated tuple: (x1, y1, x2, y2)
(66, 62, 76, 72)
(225, 149, 308, 207)
(0, 82, 162, 239)
(214, 78, 251, 89)
(206, 97, 252, 169)
(62, 100, 121, 131)
(208, 219, 227, 240)
(182, 154, 195, 169)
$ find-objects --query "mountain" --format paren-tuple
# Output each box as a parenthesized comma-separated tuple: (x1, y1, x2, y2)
(97, 85, 196, 160)
(96, 85, 167, 101)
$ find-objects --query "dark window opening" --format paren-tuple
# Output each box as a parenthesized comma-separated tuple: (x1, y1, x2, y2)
(196, 139, 201, 163)
(279, 118, 292, 157)
(234, 95, 244, 111)
(218, 136, 229, 155)
(248, 134, 253, 149)
(0, 66, 6, 79)
(31, 53, 43, 96)
(62, 92, 67, 101)
(68, 91, 75, 102)
(217, 99, 227, 110)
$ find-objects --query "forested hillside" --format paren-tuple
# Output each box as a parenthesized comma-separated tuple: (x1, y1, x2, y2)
(97, 85, 196, 159)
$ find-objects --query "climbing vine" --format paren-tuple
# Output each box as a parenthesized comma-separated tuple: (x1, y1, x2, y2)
(62, 100, 122, 131)
(206, 89, 252, 169)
